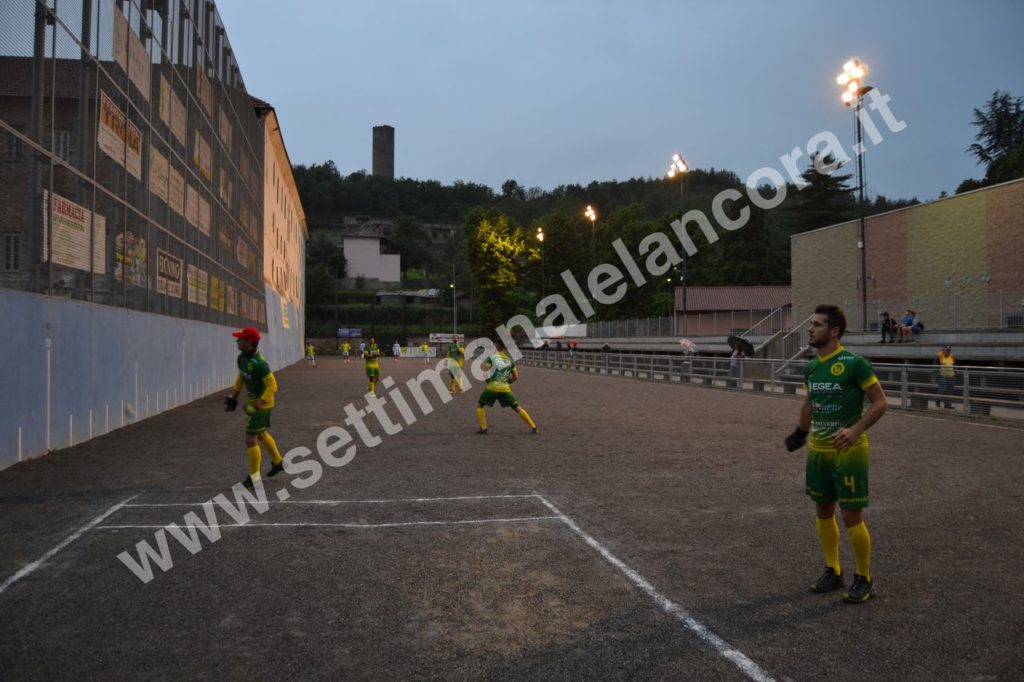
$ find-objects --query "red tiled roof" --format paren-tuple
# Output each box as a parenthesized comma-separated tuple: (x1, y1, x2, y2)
(683, 286, 791, 312)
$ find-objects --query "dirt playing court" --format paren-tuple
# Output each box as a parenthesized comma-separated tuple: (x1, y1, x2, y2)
(1, 356, 1021, 680)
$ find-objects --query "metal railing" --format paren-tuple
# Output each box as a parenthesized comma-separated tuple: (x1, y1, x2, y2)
(520, 349, 1024, 422)
(795, 291, 1024, 333)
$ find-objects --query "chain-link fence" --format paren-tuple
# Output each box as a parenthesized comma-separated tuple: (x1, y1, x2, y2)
(1, 0, 268, 328)
(521, 349, 1024, 421)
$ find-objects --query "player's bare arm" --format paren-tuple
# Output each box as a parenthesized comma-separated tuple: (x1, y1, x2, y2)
(832, 382, 887, 451)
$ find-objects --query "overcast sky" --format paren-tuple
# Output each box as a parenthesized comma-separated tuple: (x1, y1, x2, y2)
(217, 0, 1024, 202)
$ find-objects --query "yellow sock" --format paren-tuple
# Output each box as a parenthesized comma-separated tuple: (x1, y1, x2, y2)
(846, 521, 872, 580)
(259, 432, 283, 465)
(816, 516, 841, 574)
(246, 445, 262, 480)
(475, 407, 487, 431)
(450, 376, 457, 393)
(517, 408, 537, 430)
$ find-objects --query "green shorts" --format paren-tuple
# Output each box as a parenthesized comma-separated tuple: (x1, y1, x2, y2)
(479, 389, 519, 409)
(245, 406, 273, 435)
(366, 367, 380, 379)
(805, 434, 870, 508)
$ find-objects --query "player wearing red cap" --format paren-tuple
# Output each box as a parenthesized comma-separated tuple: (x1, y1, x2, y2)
(224, 326, 285, 489)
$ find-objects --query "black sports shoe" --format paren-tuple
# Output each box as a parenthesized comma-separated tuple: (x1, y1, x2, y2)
(267, 463, 285, 477)
(810, 566, 844, 593)
(241, 476, 255, 491)
(477, 428, 487, 435)
(842, 574, 874, 603)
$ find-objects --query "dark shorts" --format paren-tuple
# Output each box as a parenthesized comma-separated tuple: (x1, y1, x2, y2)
(479, 389, 519, 409)
(805, 435, 870, 508)
(245, 406, 272, 435)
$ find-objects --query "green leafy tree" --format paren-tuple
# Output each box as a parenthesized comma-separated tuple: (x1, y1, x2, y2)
(465, 209, 526, 334)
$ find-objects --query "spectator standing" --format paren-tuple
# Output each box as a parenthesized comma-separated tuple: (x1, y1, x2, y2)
(935, 345, 956, 409)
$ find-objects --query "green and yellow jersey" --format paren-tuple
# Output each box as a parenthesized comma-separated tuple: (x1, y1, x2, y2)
(484, 352, 516, 393)
(803, 346, 877, 448)
(234, 351, 277, 408)
(447, 342, 465, 366)
(363, 343, 381, 368)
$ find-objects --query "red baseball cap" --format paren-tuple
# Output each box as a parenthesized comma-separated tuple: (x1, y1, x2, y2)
(232, 326, 261, 343)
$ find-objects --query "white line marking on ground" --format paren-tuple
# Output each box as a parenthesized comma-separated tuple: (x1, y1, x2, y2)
(0, 496, 138, 596)
(125, 494, 541, 507)
(95, 515, 560, 530)
(535, 494, 774, 682)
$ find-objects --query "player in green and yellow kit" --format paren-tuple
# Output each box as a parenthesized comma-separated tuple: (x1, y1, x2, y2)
(363, 336, 382, 395)
(447, 335, 465, 394)
(224, 326, 285, 490)
(475, 340, 537, 434)
(784, 304, 887, 604)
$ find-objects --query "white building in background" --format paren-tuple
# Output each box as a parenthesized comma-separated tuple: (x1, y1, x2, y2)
(343, 235, 401, 283)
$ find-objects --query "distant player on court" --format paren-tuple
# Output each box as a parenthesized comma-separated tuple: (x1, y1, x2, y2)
(392, 340, 401, 363)
(420, 341, 430, 364)
(340, 340, 351, 363)
(363, 336, 382, 395)
(784, 304, 887, 603)
(475, 340, 538, 435)
(447, 335, 465, 394)
(305, 341, 316, 367)
(224, 326, 285, 489)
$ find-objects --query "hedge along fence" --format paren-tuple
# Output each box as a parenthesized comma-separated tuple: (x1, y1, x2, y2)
(304, 301, 475, 339)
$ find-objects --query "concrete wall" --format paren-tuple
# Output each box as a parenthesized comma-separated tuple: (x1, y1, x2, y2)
(0, 286, 302, 470)
(792, 178, 1024, 330)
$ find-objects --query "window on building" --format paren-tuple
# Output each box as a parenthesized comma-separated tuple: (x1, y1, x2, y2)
(54, 129, 71, 161)
(2, 234, 21, 271)
(3, 126, 25, 162)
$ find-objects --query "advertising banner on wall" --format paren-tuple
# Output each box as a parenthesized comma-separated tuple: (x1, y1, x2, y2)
(113, 8, 150, 103)
(115, 231, 148, 288)
(168, 165, 185, 216)
(41, 190, 106, 274)
(149, 144, 169, 203)
(98, 91, 142, 181)
(187, 264, 208, 306)
(170, 88, 187, 146)
(210, 275, 225, 311)
(193, 129, 212, 181)
(226, 284, 237, 316)
(156, 248, 183, 298)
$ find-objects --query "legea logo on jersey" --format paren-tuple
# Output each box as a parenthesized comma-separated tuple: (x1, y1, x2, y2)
(830, 362, 845, 376)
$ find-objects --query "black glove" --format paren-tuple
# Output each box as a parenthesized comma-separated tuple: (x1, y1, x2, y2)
(784, 427, 808, 452)
(224, 396, 238, 412)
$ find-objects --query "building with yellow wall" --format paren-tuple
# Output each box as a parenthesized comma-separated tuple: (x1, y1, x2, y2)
(791, 178, 1024, 331)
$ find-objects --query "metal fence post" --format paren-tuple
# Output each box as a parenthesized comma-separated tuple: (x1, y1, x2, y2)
(962, 367, 971, 415)
(900, 364, 908, 409)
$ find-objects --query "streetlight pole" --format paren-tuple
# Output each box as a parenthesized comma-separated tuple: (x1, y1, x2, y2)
(450, 263, 457, 334)
(837, 58, 873, 332)
(584, 205, 597, 270)
(668, 153, 690, 335)
(536, 226, 545, 299)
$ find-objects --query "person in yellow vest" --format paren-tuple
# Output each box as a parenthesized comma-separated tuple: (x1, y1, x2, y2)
(446, 335, 465, 394)
(935, 345, 956, 409)
(339, 340, 351, 363)
(305, 341, 316, 367)
(420, 341, 431, 364)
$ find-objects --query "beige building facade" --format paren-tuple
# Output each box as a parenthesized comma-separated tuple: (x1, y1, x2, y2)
(792, 178, 1024, 331)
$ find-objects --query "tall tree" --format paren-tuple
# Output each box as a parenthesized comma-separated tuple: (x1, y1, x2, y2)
(967, 91, 1024, 168)
(464, 209, 526, 334)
